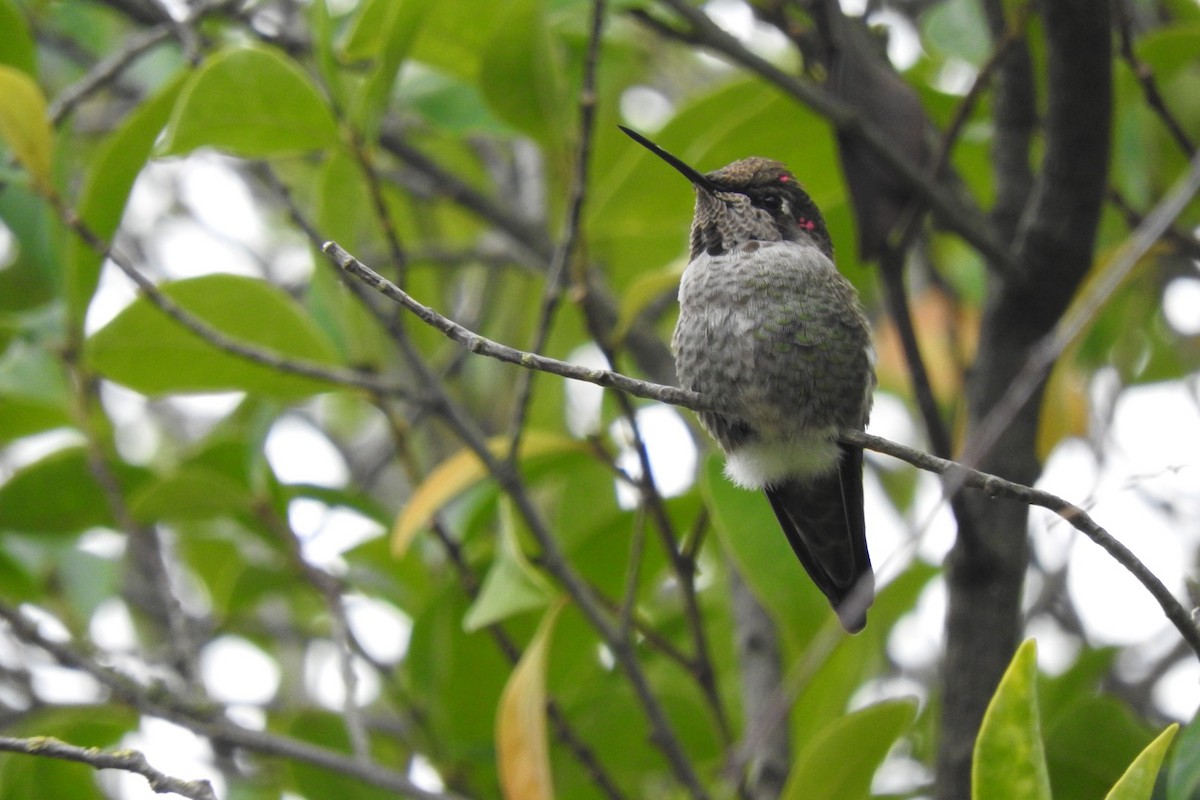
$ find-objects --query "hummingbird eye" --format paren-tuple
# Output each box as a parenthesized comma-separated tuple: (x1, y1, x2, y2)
(760, 194, 784, 212)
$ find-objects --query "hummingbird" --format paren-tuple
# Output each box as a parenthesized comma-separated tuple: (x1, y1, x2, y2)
(620, 126, 877, 632)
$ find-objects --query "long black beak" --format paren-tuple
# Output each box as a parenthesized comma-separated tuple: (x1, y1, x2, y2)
(619, 126, 719, 193)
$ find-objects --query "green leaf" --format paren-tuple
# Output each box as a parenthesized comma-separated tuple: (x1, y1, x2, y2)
(703, 455, 828, 643)
(0, 183, 58, 312)
(782, 698, 918, 800)
(344, 0, 434, 138)
(85, 274, 343, 398)
(1167, 711, 1200, 800)
(0, 0, 35, 75)
(921, 0, 992, 64)
(58, 547, 120, 621)
(1039, 646, 1118, 724)
(1105, 724, 1178, 800)
(66, 74, 184, 326)
(0, 547, 36, 602)
(790, 563, 935, 757)
(463, 501, 554, 631)
(0, 395, 69, 444)
(1136, 24, 1200, 79)
(0, 339, 69, 443)
(396, 69, 507, 134)
(407, 586, 511, 776)
(410, 0, 506, 81)
(973, 639, 1052, 800)
(1045, 695, 1156, 799)
(0, 64, 53, 193)
(285, 711, 396, 800)
(309, 0, 342, 107)
(478, 0, 567, 154)
(0, 447, 148, 535)
(161, 45, 338, 157)
(0, 338, 68, 405)
(129, 466, 255, 522)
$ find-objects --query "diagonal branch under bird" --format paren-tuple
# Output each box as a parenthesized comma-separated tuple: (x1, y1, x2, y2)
(321, 240, 1200, 656)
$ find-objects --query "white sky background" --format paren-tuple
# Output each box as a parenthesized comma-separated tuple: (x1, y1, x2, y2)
(2, 2, 1199, 797)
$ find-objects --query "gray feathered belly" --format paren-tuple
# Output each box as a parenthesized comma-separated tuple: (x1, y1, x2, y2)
(672, 242, 874, 489)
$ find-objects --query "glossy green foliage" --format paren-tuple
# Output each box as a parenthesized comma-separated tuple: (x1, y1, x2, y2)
(974, 640, 1053, 800)
(783, 699, 918, 800)
(975, 641, 1183, 800)
(0, 1, 1196, 799)
(66, 76, 184, 324)
(85, 274, 343, 397)
(161, 45, 339, 157)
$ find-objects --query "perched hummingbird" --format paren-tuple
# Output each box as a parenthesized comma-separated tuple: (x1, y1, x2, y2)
(621, 127, 877, 632)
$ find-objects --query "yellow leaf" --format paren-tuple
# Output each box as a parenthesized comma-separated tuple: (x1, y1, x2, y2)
(391, 431, 587, 557)
(1036, 360, 1089, 460)
(497, 598, 564, 800)
(873, 288, 977, 404)
(0, 66, 53, 194)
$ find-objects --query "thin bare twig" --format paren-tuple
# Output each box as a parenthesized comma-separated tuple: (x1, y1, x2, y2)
(66, 362, 202, 688)
(268, 151, 634, 799)
(49, 0, 239, 123)
(508, 0, 607, 458)
(960, 149, 1200, 470)
(349, 127, 410, 281)
(1108, 188, 1200, 262)
(253, 502, 372, 762)
(1113, 0, 1197, 156)
(49, 24, 174, 123)
(0, 602, 468, 800)
(846, 429, 1200, 659)
(326, 240, 1200, 662)
(337, 262, 709, 795)
(62, 211, 413, 397)
(324, 242, 702, 409)
(877, 11, 1030, 461)
(606, 378, 733, 744)
(0, 736, 217, 800)
(619, 508, 650, 638)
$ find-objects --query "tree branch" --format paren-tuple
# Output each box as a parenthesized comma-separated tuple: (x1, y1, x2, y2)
(940, 0, 1114, 793)
(323, 240, 1200, 663)
(1114, 0, 1197, 157)
(376, 131, 679, 384)
(253, 502, 372, 761)
(375, 409, 632, 800)
(48, 23, 174, 124)
(963, 147, 1200, 470)
(322, 242, 702, 411)
(508, 0, 607, 458)
(0, 736, 217, 800)
(0, 602, 469, 800)
(61, 210, 414, 398)
(982, 0, 1036, 241)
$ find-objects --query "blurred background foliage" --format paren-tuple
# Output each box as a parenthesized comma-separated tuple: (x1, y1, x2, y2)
(0, 0, 1198, 798)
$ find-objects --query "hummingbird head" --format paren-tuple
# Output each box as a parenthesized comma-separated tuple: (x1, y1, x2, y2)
(619, 126, 833, 260)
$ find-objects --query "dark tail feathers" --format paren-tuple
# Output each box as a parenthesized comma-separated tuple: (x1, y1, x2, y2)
(764, 444, 873, 632)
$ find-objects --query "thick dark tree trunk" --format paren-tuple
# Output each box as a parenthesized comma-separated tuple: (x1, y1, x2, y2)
(935, 1, 1113, 797)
